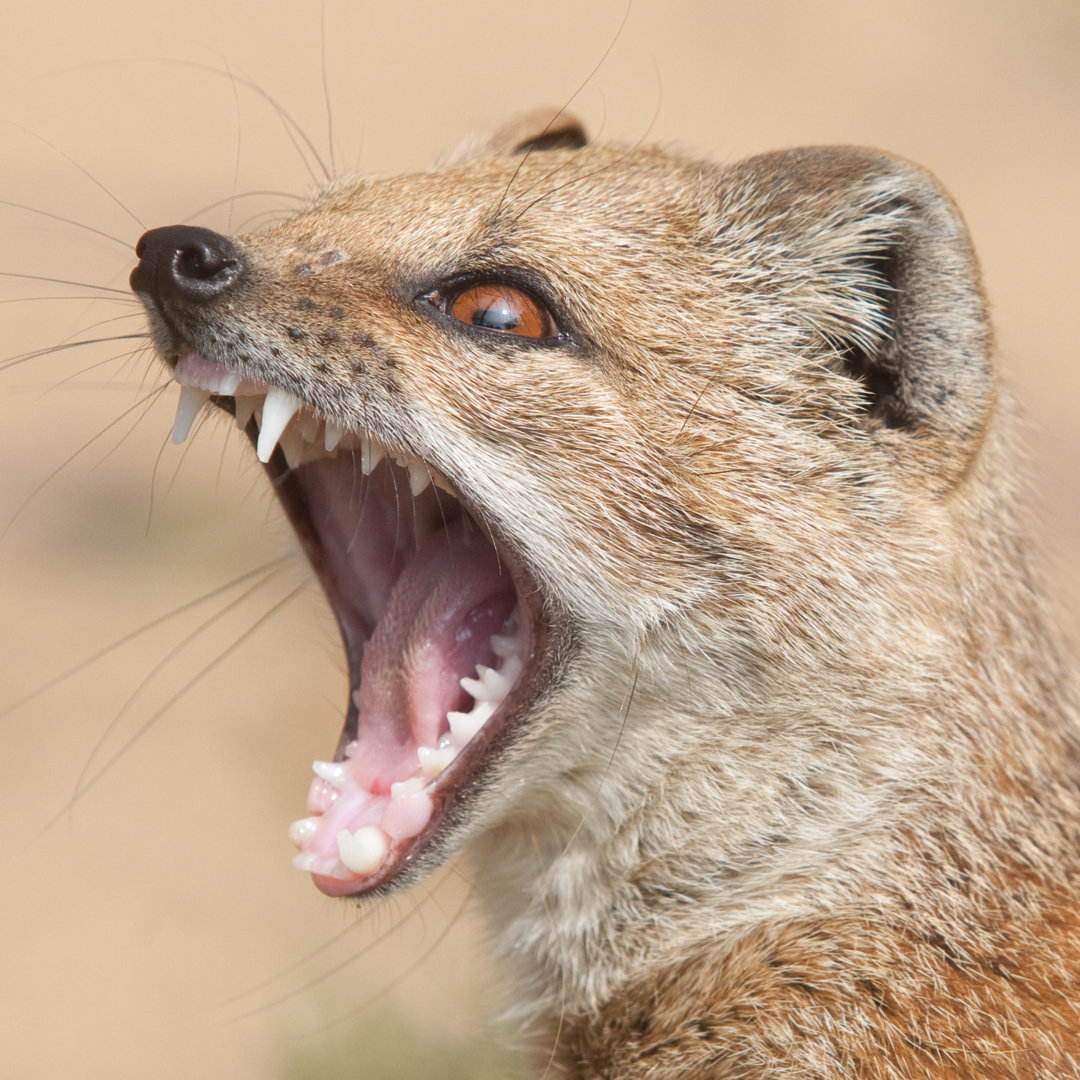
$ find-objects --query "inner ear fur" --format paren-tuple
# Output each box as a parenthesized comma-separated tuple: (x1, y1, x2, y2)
(717, 146, 995, 449)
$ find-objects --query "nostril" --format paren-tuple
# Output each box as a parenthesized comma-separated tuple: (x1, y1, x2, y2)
(175, 239, 233, 285)
(131, 225, 244, 305)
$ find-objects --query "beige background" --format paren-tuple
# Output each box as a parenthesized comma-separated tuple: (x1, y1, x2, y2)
(0, 1, 1077, 1077)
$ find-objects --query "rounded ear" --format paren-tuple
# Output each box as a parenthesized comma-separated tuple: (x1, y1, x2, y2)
(447, 108, 588, 164)
(715, 147, 995, 458)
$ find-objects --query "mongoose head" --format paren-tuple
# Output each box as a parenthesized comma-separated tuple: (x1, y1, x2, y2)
(130, 111, 995, 901)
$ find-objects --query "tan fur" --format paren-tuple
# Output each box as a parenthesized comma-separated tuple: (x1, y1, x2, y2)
(137, 113, 1080, 1076)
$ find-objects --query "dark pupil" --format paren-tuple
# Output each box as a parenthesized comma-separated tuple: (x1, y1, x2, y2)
(472, 298, 520, 331)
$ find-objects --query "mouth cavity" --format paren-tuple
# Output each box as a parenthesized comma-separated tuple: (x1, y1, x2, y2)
(170, 350, 537, 897)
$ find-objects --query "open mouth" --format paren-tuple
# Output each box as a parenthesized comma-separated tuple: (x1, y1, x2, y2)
(170, 351, 544, 897)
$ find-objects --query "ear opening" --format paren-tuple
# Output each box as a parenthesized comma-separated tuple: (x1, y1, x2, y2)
(509, 115, 588, 155)
(447, 108, 588, 165)
(836, 247, 908, 428)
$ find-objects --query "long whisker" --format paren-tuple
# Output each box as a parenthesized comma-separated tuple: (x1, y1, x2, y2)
(182, 190, 306, 222)
(320, 1, 337, 178)
(292, 884, 473, 1039)
(0, 333, 148, 373)
(491, 0, 632, 219)
(0, 382, 166, 538)
(0, 270, 132, 295)
(71, 561, 290, 800)
(0, 294, 137, 307)
(0, 197, 131, 249)
(507, 88, 661, 227)
(59, 57, 332, 186)
(32, 580, 309, 836)
(4, 119, 146, 231)
(217, 897, 429, 1019)
(0, 558, 288, 721)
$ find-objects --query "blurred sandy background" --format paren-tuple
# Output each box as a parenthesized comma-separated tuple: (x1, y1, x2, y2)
(0, 1, 1076, 1077)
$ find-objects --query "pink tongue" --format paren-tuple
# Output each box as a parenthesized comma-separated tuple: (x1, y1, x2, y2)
(349, 519, 516, 792)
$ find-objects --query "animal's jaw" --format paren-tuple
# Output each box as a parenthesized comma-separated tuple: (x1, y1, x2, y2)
(164, 346, 559, 896)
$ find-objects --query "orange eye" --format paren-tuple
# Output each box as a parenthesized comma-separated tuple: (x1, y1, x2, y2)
(446, 283, 555, 339)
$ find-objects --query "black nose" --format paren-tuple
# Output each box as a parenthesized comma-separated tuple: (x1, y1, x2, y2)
(130, 225, 243, 304)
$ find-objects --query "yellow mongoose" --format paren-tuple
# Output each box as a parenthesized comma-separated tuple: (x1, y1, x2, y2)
(130, 111, 1080, 1077)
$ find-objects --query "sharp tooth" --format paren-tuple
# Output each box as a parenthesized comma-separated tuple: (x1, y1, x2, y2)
(477, 664, 512, 697)
(279, 425, 306, 469)
(312, 760, 347, 789)
(288, 816, 320, 849)
(461, 669, 510, 702)
(296, 412, 321, 443)
(499, 655, 525, 685)
(460, 675, 485, 700)
(417, 745, 456, 779)
(217, 372, 242, 395)
(390, 777, 426, 800)
(234, 395, 259, 431)
(172, 384, 211, 444)
(336, 826, 389, 876)
(448, 708, 490, 746)
(360, 435, 384, 475)
(324, 421, 344, 452)
(433, 473, 456, 495)
(407, 458, 432, 495)
(257, 387, 301, 462)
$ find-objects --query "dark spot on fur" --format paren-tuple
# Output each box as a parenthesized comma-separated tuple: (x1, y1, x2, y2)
(320, 250, 344, 266)
(350, 356, 366, 375)
(319, 330, 338, 346)
(296, 297, 316, 311)
(313, 357, 330, 373)
(295, 264, 312, 276)
(353, 332, 376, 348)
(329, 306, 345, 319)
(285, 326, 303, 340)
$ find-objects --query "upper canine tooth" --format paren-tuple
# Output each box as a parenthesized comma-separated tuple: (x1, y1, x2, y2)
(257, 387, 301, 463)
(324, 421, 344, 452)
(172, 384, 211, 445)
(407, 459, 432, 495)
(360, 435, 385, 475)
(234, 395, 259, 431)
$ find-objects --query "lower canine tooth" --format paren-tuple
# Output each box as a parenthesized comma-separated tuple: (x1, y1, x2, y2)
(288, 816, 320, 849)
(312, 760, 347, 789)
(172, 384, 211, 444)
(337, 826, 389, 875)
(417, 745, 456, 778)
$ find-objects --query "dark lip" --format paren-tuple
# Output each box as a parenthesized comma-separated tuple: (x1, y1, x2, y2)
(209, 395, 557, 896)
